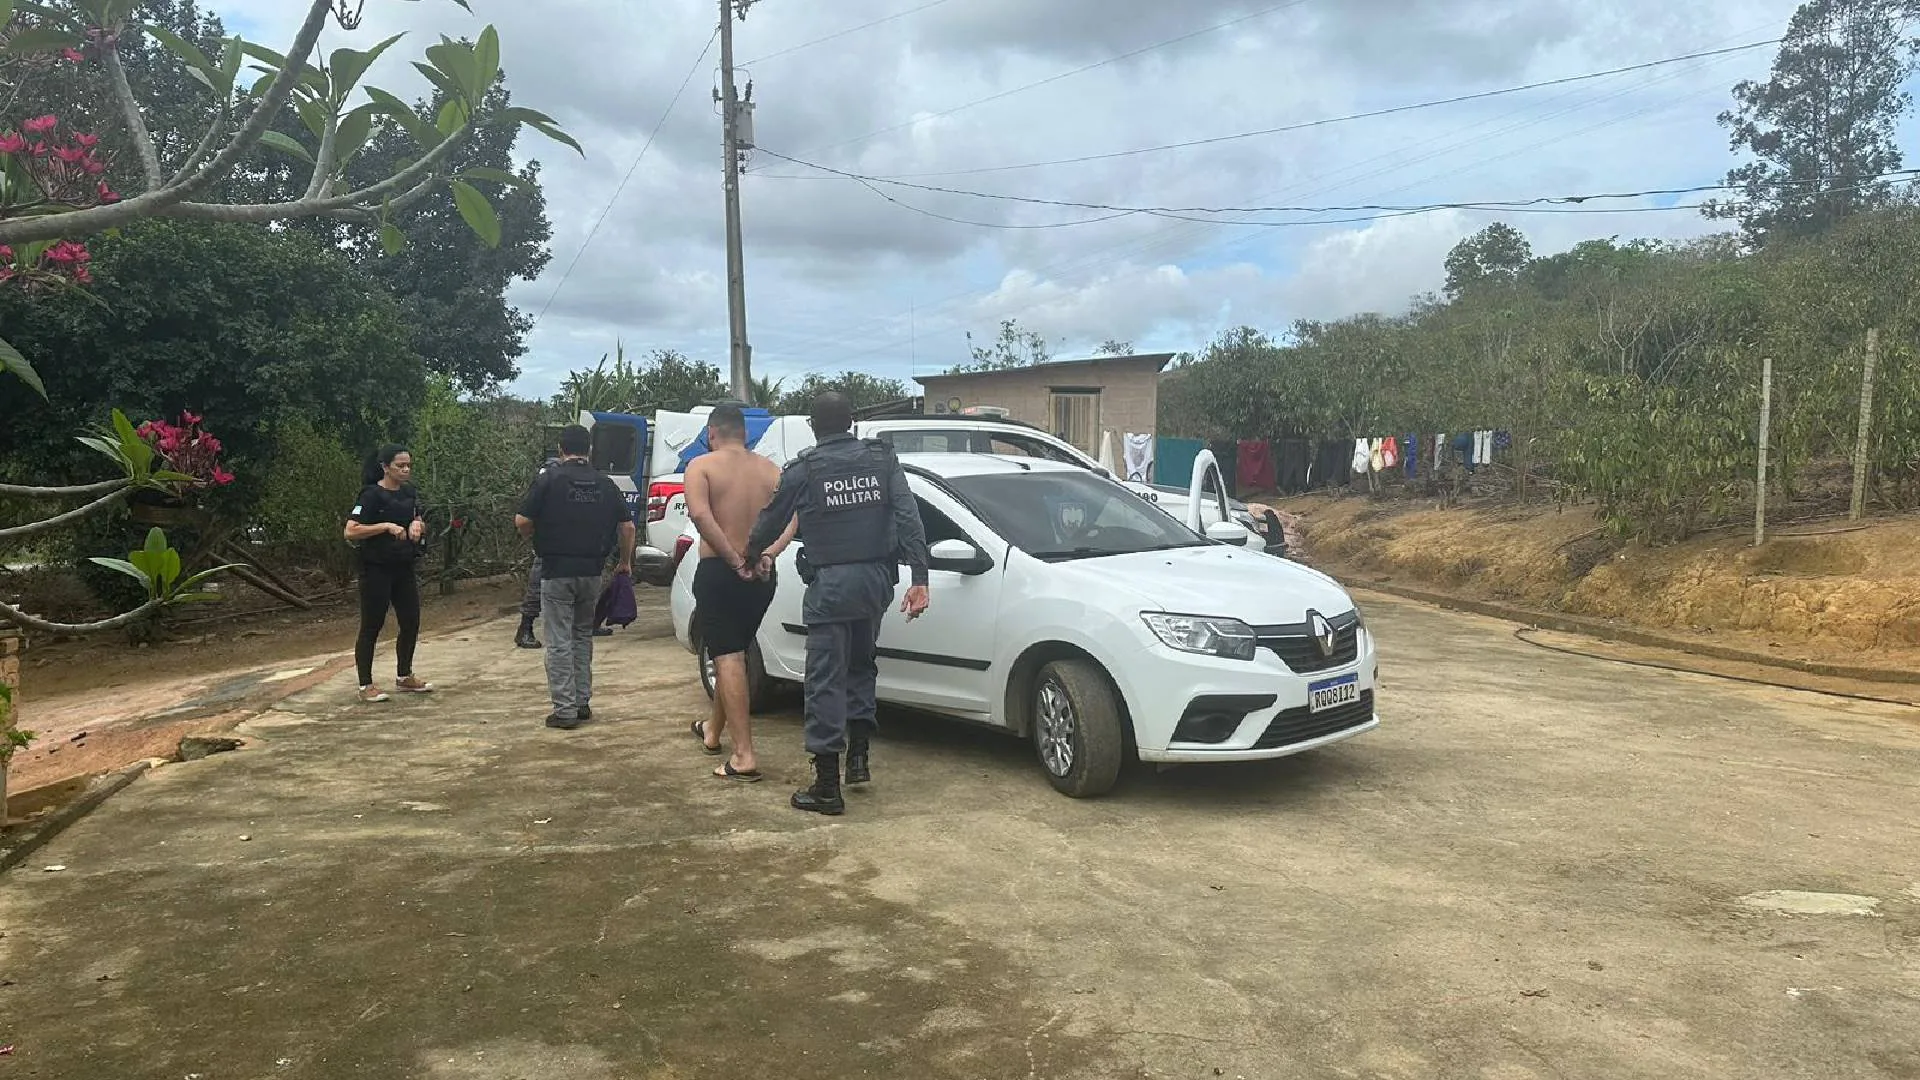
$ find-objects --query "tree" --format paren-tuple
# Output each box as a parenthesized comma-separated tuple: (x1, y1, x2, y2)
(956, 318, 1051, 372)
(1704, 0, 1920, 241)
(0, 0, 580, 393)
(776, 370, 908, 414)
(1094, 338, 1134, 356)
(1442, 222, 1533, 297)
(244, 75, 554, 391)
(555, 343, 728, 414)
(0, 218, 425, 513)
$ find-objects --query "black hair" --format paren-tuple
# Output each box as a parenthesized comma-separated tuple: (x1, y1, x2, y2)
(708, 402, 747, 441)
(810, 391, 853, 435)
(558, 424, 592, 456)
(363, 443, 409, 486)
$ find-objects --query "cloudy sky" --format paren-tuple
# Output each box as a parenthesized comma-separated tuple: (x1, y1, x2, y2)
(217, 0, 1817, 397)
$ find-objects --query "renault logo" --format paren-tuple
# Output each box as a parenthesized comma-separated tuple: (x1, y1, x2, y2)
(1309, 611, 1335, 658)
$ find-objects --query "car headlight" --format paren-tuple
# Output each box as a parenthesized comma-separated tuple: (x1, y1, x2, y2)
(1352, 604, 1367, 632)
(1141, 613, 1258, 661)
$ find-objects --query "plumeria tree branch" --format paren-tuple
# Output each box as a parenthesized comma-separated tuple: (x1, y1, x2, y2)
(0, 0, 335, 245)
(0, 1, 580, 249)
(0, 478, 129, 499)
(0, 485, 130, 541)
(101, 45, 163, 189)
(0, 596, 160, 635)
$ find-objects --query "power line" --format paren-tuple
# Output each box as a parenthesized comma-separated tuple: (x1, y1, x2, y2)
(793, 0, 1315, 159)
(842, 38, 1784, 179)
(532, 28, 720, 327)
(758, 147, 1917, 223)
(739, 0, 957, 65)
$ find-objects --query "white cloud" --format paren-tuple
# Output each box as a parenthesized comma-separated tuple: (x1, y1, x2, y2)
(204, 0, 1809, 394)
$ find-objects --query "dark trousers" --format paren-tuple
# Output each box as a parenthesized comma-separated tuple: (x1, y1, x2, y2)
(520, 557, 543, 621)
(356, 560, 421, 686)
(803, 618, 882, 755)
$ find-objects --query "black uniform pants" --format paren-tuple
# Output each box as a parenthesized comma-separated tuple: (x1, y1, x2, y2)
(803, 618, 882, 755)
(356, 560, 421, 686)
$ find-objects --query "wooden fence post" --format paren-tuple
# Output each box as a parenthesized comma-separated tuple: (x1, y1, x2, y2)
(1756, 356, 1772, 546)
(1851, 328, 1879, 521)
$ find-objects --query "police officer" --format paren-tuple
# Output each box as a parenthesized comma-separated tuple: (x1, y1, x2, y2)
(514, 454, 563, 649)
(743, 392, 929, 815)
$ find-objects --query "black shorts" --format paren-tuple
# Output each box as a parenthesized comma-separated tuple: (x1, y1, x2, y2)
(693, 556, 776, 658)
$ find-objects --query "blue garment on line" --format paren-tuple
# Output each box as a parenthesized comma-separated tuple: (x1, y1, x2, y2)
(1403, 434, 1418, 478)
(675, 409, 776, 470)
(1156, 437, 1204, 489)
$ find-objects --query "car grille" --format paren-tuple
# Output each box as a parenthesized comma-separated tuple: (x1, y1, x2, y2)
(1252, 691, 1375, 750)
(1252, 613, 1359, 674)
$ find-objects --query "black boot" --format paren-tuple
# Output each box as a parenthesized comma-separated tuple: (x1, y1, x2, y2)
(791, 753, 845, 816)
(515, 618, 541, 649)
(844, 737, 871, 786)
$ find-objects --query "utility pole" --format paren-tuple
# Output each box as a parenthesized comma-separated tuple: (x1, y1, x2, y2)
(717, 0, 755, 403)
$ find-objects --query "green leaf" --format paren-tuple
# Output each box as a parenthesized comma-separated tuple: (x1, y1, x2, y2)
(88, 557, 151, 588)
(448, 180, 500, 248)
(257, 130, 314, 163)
(0, 1, 15, 30)
(435, 96, 470, 137)
(160, 546, 182, 591)
(380, 224, 406, 255)
(0, 336, 46, 398)
(526, 120, 583, 157)
(292, 96, 327, 139)
(218, 34, 243, 93)
(410, 59, 460, 100)
(364, 86, 442, 148)
(425, 40, 480, 102)
(495, 105, 559, 127)
(175, 564, 240, 593)
(328, 32, 404, 102)
(145, 23, 217, 88)
(334, 103, 379, 165)
(1, 24, 79, 54)
(149, 469, 196, 484)
(143, 525, 167, 562)
(474, 24, 499, 91)
(455, 166, 529, 190)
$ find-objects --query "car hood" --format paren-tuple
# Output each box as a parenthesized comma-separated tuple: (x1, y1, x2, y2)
(1046, 545, 1353, 624)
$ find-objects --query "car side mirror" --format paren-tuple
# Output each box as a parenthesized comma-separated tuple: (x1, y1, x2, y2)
(1205, 521, 1250, 543)
(929, 538, 993, 575)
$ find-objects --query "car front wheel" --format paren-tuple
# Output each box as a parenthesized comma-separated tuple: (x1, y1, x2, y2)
(1032, 658, 1126, 798)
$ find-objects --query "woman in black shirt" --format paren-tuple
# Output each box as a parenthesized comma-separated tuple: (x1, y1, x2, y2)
(343, 444, 435, 702)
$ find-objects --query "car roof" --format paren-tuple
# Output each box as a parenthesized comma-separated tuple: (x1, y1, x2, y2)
(895, 452, 1088, 478)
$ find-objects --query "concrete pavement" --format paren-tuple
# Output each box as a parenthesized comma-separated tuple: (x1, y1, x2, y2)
(1, 594, 1917, 1078)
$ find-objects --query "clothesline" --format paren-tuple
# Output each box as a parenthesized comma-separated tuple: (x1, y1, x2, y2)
(1134, 430, 1512, 496)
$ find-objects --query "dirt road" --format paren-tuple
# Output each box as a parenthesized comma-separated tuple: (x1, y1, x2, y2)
(0, 593, 1915, 1078)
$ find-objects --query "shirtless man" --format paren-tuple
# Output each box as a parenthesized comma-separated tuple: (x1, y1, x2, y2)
(684, 402, 795, 781)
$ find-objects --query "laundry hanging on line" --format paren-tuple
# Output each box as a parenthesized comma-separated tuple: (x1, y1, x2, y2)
(1155, 437, 1203, 489)
(1123, 433, 1155, 482)
(1237, 439, 1276, 494)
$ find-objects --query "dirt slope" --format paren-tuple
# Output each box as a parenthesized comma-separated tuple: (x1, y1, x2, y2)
(1284, 494, 1920, 670)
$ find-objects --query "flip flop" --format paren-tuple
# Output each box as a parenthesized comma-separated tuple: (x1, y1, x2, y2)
(713, 761, 762, 783)
(690, 719, 723, 755)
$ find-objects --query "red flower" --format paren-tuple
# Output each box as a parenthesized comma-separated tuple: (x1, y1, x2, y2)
(73, 133, 99, 148)
(181, 411, 202, 426)
(62, 48, 85, 63)
(0, 133, 24, 155)
(80, 157, 105, 175)
(210, 465, 235, 486)
(451, 517, 467, 530)
(97, 181, 119, 203)
(44, 241, 87, 265)
(197, 434, 221, 454)
(71, 266, 92, 285)
(21, 115, 56, 135)
(52, 145, 88, 164)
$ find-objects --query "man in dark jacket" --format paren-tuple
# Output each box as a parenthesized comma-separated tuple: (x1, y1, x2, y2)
(515, 427, 635, 729)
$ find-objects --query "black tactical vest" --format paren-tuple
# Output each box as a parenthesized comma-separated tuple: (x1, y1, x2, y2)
(533, 462, 617, 561)
(798, 439, 894, 568)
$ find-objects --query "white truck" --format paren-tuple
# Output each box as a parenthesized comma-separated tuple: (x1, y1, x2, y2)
(625, 409, 1280, 586)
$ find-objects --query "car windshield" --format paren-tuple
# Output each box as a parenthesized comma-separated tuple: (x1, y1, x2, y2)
(945, 470, 1210, 560)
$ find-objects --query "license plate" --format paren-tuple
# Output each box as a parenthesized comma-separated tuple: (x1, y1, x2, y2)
(1307, 673, 1360, 713)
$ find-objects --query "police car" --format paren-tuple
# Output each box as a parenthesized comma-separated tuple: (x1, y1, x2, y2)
(668, 453, 1377, 798)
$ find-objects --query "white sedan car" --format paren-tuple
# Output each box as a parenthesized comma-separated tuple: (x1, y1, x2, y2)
(670, 453, 1378, 797)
